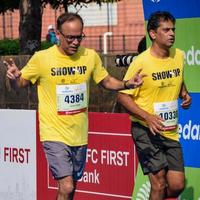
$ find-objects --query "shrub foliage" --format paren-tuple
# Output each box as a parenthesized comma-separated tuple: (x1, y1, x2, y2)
(0, 39, 53, 55)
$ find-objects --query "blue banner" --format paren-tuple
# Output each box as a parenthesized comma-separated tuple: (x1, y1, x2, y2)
(143, 0, 200, 20)
(179, 93, 200, 168)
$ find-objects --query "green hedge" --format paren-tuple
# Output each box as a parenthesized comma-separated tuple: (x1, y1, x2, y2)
(0, 39, 20, 55)
(0, 39, 53, 55)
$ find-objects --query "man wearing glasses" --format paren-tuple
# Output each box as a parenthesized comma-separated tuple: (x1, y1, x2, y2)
(5, 12, 145, 200)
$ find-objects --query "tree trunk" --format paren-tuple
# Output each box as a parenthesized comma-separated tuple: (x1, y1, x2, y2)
(63, 0, 68, 12)
(19, 0, 42, 55)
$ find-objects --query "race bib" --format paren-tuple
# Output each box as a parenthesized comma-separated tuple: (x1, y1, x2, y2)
(56, 83, 87, 115)
(154, 100, 178, 131)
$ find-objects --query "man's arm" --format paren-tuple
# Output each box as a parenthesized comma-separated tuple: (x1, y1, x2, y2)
(117, 92, 164, 135)
(100, 68, 146, 90)
(4, 59, 29, 88)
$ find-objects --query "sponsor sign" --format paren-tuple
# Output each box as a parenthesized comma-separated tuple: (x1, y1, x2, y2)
(0, 109, 36, 200)
(76, 113, 137, 199)
(142, 0, 200, 20)
(37, 112, 138, 200)
(179, 93, 200, 168)
(1, 109, 200, 199)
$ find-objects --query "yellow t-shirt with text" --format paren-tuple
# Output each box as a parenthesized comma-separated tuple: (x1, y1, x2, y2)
(120, 48, 184, 141)
(21, 45, 108, 146)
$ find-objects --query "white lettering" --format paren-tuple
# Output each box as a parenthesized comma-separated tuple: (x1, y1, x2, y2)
(86, 148, 98, 164)
(179, 120, 200, 140)
(191, 125, 200, 140)
(195, 50, 200, 65)
(79, 169, 100, 184)
(100, 150, 129, 166)
(183, 46, 200, 66)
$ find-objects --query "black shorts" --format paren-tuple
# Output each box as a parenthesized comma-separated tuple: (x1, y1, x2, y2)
(131, 122, 184, 175)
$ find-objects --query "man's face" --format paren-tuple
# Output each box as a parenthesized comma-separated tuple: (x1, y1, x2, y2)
(151, 20, 175, 48)
(57, 19, 84, 55)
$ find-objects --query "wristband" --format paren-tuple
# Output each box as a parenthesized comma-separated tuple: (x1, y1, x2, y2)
(124, 80, 129, 89)
(15, 72, 21, 79)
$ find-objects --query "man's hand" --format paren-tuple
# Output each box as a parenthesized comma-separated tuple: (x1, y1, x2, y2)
(179, 82, 191, 109)
(180, 91, 191, 109)
(3, 58, 21, 80)
(125, 68, 147, 89)
(145, 113, 164, 135)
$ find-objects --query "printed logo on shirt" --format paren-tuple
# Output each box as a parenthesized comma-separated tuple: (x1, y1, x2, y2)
(152, 68, 181, 81)
(51, 66, 87, 76)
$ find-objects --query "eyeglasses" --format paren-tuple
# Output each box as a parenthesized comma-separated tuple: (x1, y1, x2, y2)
(60, 31, 86, 43)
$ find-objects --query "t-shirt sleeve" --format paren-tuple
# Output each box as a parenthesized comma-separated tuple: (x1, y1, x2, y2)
(92, 51, 108, 84)
(21, 52, 41, 84)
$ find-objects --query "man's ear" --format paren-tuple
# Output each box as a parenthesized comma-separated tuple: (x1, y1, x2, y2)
(56, 30, 60, 40)
(149, 30, 156, 40)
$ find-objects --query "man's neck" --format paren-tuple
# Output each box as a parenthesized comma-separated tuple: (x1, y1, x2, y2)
(150, 43, 170, 59)
(57, 45, 72, 56)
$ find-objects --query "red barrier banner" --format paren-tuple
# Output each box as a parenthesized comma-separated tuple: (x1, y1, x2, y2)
(37, 112, 138, 200)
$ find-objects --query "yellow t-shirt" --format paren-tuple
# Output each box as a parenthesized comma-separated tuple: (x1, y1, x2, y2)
(120, 48, 184, 141)
(21, 45, 108, 146)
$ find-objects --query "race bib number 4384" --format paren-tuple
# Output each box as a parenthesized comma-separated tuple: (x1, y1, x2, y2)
(56, 83, 87, 115)
(154, 100, 178, 131)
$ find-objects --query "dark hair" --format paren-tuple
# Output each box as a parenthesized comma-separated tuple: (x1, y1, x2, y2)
(137, 36, 146, 54)
(57, 12, 84, 32)
(147, 11, 175, 40)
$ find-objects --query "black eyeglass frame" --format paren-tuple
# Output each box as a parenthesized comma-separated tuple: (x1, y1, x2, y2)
(59, 31, 86, 42)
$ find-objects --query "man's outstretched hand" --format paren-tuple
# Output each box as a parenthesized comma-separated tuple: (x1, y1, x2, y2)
(3, 58, 21, 80)
(125, 68, 147, 89)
